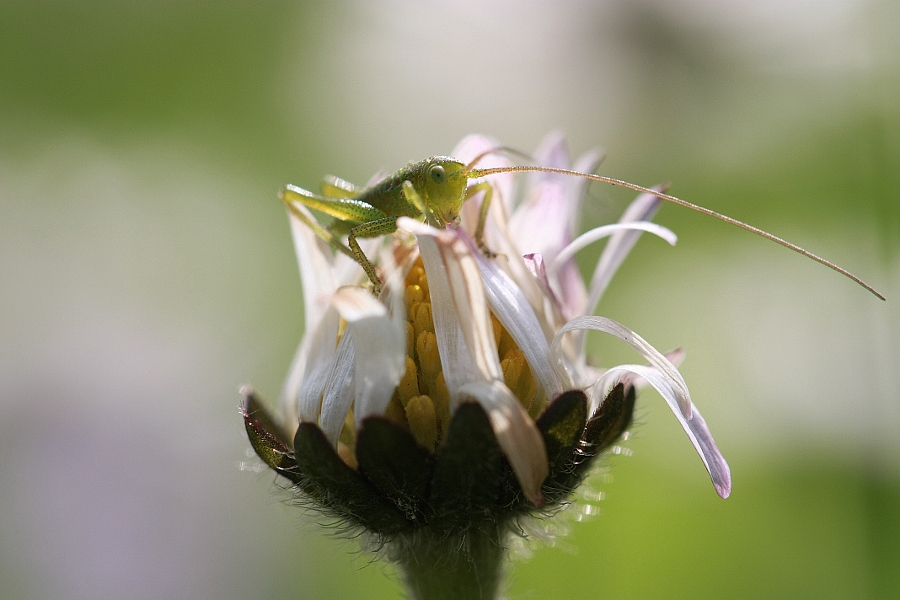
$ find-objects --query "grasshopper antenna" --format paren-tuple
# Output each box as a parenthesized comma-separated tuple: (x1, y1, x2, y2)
(461, 146, 534, 176)
(469, 165, 885, 301)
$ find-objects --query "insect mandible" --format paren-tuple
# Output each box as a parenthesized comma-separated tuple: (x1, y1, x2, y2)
(280, 147, 885, 301)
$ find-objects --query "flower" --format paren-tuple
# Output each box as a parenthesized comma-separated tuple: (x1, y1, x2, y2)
(242, 132, 731, 600)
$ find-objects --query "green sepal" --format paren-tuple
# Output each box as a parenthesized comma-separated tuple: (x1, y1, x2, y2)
(293, 423, 409, 534)
(241, 392, 300, 484)
(356, 417, 435, 524)
(429, 402, 504, 527)
(574, 383, 636, 478)
(536, 389, 588, 504)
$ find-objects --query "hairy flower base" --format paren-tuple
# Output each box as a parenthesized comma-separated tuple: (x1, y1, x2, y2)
(243, 382, 635, 537)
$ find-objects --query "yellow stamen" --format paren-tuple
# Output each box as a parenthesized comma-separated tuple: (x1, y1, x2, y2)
(339, 256, 541, 466)
(413, 302, 434, 341)
(404, 321, 415, 361)
(397, 355, 420, 407)
(416, 330, 442, 392)
(500, 348, 536, 413)
(405, 395, 438, 452)
(385, 394, 409, 427)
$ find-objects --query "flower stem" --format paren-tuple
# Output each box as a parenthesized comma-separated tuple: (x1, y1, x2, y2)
(394, 522, 507, 600)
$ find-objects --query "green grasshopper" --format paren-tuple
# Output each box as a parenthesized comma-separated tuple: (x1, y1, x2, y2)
(281, 149, 884, 300)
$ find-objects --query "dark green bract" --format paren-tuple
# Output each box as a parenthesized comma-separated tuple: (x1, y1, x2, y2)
(242, 384, 636, 537)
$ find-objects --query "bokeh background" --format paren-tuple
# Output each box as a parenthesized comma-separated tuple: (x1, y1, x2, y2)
(1, 1, 898, 599)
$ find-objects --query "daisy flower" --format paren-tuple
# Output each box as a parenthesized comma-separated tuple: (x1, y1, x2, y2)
(242, 132, 730, 600)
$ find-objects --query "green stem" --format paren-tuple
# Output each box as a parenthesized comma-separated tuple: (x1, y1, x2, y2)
(394, 522, 508, 600)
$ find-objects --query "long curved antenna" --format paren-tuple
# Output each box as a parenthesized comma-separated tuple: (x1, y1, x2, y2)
(470, 165, 885, 300)
(461, 146, 534, 176)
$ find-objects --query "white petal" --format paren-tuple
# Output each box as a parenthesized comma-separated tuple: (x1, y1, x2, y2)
(400, 218, 501, 405)
(286, 202, 338, 330)
(459, 380, 548, 506)
(551, 221, 677, 276)
(294, 306, 341, 423)
(319, 328, 355, 446)
(552, 315, 692, 419)
(331, 286, 406, 430)
(281, 203, 341, 420)
(597, 366, 731, 499)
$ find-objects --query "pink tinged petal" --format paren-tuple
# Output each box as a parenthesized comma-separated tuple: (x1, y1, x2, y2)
(460, 234, 569, 398)
(459, 380, 548, 507)
(468, 200, 549, 323)
(586, 187, 666, 315)
(446, 139, 548, 319)
(552, 315, 692, 419)
(523, 253, 564, 319)
(506, 137, 602, 321)
(624, 347, 687, 392)
(508, 179, 568, 257)
(565, 147, 605, 238)
(533, 130, 570, 168)
(555, 146, 604, 318)
(529, 134, 601, 248)
(598, 366, 731, 499)
(331, 286, 406, 430)
(452, 134, 516, 214)
(551, 221, 677, 276)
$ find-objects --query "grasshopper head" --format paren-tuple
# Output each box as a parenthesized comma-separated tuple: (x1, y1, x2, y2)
(422, 157, 468, 225)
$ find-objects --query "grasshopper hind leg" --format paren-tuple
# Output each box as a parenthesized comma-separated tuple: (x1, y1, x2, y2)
(281, 187, 357, 261)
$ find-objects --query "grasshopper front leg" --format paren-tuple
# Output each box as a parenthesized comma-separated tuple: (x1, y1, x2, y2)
(347, 216, 399, 297)
(467, 181, 496, 257)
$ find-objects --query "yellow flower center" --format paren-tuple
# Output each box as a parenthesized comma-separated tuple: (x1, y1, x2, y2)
(338, 257, 541, 465)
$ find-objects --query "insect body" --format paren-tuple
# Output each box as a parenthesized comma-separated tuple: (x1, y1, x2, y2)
(282, 155, 494, 296)
(281, 150, 885, 300)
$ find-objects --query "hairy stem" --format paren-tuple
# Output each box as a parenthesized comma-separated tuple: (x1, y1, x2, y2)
(394, 522, 508, 600)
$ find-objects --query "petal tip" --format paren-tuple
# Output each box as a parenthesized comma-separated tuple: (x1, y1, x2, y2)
(715, 480, 732, 499)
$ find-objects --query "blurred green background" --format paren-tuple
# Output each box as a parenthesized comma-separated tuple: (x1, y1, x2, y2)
(1, 1, 898, 599)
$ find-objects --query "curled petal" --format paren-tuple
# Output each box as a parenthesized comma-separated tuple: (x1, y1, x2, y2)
(552, 315, 692, 419)
(586, 187, 666, 314)
(522, 252, 564, 319)
(597, 366, 731, 499)
(551, 221, 677, 276)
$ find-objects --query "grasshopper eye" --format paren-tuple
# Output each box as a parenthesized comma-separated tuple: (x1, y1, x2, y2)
(429, 165, 447, 185)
